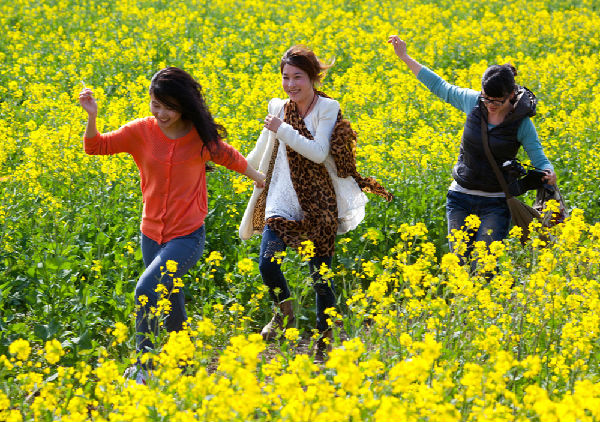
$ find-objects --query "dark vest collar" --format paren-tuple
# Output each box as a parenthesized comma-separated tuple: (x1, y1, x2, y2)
(479, 86, 537, 125)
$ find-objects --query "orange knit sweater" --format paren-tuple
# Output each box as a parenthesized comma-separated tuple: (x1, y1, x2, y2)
(84, 117, 248, 243)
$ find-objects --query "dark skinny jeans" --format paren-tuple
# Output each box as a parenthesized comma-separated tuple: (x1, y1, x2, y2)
(259, 223, 335, 332)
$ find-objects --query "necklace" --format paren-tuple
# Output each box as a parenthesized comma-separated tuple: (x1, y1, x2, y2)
(299, 93, 317, 118)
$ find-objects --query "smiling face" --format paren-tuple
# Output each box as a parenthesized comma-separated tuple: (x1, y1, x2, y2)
(150, 93, 183, 131)
(282, 64, 314, 106)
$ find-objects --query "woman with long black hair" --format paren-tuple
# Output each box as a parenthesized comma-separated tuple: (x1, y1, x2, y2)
(79, 67, 264, 383)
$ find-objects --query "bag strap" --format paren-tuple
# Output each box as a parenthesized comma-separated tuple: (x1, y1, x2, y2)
(480, 108, 513, 199)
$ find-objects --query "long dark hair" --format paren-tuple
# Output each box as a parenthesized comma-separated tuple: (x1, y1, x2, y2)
(481, 64, 518, 98)
(149, 67, 225, 151)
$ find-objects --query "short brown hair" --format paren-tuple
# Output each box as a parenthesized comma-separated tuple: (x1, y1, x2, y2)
(280, 45, 332, 85)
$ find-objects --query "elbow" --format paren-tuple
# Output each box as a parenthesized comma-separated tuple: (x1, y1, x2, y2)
(310, 149, 328, 164)
(83, 141, 101, 155)
(83, 144, 95, 155)
(315, 153, 328, 164)
(83, 135, 101, 155)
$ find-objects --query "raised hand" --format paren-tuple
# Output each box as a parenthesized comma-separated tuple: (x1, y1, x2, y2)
(387, 35, 408, 59)
(79, 88, 98, 116)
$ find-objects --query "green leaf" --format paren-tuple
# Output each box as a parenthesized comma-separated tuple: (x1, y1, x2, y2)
(34, 324, 49, 341)
(96, 231, 110, 246)
(72, 330, 92, 350)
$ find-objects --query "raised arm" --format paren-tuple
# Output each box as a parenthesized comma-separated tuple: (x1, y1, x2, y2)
(79, 88, 99, 139)
(388, 35, 479, 113)
(78, 88, 142, 156)
(388, 35, 422, 77)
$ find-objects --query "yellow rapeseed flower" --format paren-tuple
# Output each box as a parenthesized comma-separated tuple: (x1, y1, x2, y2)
(166, 259, 178, 274)
(44, 339, 65, 365)
(8, 339, 31, 361)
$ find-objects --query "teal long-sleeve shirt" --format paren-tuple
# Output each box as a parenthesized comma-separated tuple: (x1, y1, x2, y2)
(417, 66, 553, 171)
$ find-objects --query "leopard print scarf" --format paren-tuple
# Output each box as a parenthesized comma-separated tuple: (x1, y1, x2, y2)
(253, 93, 393, 256)
(322, 92, 393, 202)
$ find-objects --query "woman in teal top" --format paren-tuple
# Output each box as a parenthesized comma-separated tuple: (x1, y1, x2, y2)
(388, 35, 557, 260)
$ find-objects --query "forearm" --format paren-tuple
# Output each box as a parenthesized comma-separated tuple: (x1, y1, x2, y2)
(388, 37, 423, 77)
(84, 114, 98, 139)
(417, 67, 479, 113)
(275, 102, 338, 164)
(276, 122, 329, 163)
(399, 54, 423, 77)
(243, 164, 265, 188)
(519, 119, 554, 171)
(243, 164, 262, 182)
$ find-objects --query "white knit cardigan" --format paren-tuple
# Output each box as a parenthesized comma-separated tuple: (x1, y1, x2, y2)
(238, 97, 368, 240)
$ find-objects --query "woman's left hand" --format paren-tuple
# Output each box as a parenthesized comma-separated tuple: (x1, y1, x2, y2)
(264, 114, 282, 132)
(254, 172, 266, 189)
(543, 169, 557, 185)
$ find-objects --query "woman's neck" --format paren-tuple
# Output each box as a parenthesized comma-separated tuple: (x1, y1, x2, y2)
(298, 92, 317, 117)
(487, 102, 516, 125)
(160, 120, 192, 140)
(487, 110, 505, 125)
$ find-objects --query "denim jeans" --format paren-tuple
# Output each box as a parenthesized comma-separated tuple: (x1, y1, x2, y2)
(136, 225, 206, 354)
(259, 223, 335, 332)
(446, 190, 511, 261)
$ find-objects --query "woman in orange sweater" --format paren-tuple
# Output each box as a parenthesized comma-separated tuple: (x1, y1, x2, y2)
(79, 67, 264, 383)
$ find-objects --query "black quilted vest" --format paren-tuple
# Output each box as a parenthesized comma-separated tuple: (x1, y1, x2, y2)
(451, 87, 537, 192)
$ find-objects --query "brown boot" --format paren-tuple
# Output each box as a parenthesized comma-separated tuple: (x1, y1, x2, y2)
(261, 300, 295, 341)
(313, 329, 333, 364)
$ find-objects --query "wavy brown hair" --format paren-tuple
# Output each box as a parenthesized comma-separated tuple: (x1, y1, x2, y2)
(280, 45, 333, 85)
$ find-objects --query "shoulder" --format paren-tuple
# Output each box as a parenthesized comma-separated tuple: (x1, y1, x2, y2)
(119, 117, 156, 144)
(268, 98, 288, 114)
(465, 93, 482, 113)
(121, 116, 154, 131)
(518, 116, 537, 134)
(316, 96, 340, 116)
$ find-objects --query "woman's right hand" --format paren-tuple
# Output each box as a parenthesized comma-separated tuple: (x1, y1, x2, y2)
(387, 35, 408, 59)
(79, 88, 98, 116)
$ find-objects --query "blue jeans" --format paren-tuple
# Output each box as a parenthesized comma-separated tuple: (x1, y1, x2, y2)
(446, 190, 510, 260)
(259, 223, 335, 332)
(136, 225, 206, 354)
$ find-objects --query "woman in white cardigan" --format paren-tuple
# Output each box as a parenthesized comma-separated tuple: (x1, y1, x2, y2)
(240, 45, 390, 359)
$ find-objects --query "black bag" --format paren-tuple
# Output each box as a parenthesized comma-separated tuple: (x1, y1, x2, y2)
(502, 159, 547, 197)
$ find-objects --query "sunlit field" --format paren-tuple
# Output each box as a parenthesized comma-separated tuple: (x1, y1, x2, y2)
(2, 0, 600, 420)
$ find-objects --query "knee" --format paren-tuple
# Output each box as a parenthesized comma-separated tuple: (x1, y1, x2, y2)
(313, 282, 332, 297)
(259, 255, 279, 280)
(135, 287, 156, 307)
(135, 275, 160, 305)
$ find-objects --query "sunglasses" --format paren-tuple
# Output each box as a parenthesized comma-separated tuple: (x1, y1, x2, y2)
(481, 94, 510, 106)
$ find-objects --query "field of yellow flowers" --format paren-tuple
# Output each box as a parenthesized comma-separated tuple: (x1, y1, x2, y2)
(2, 0, 600, 420)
